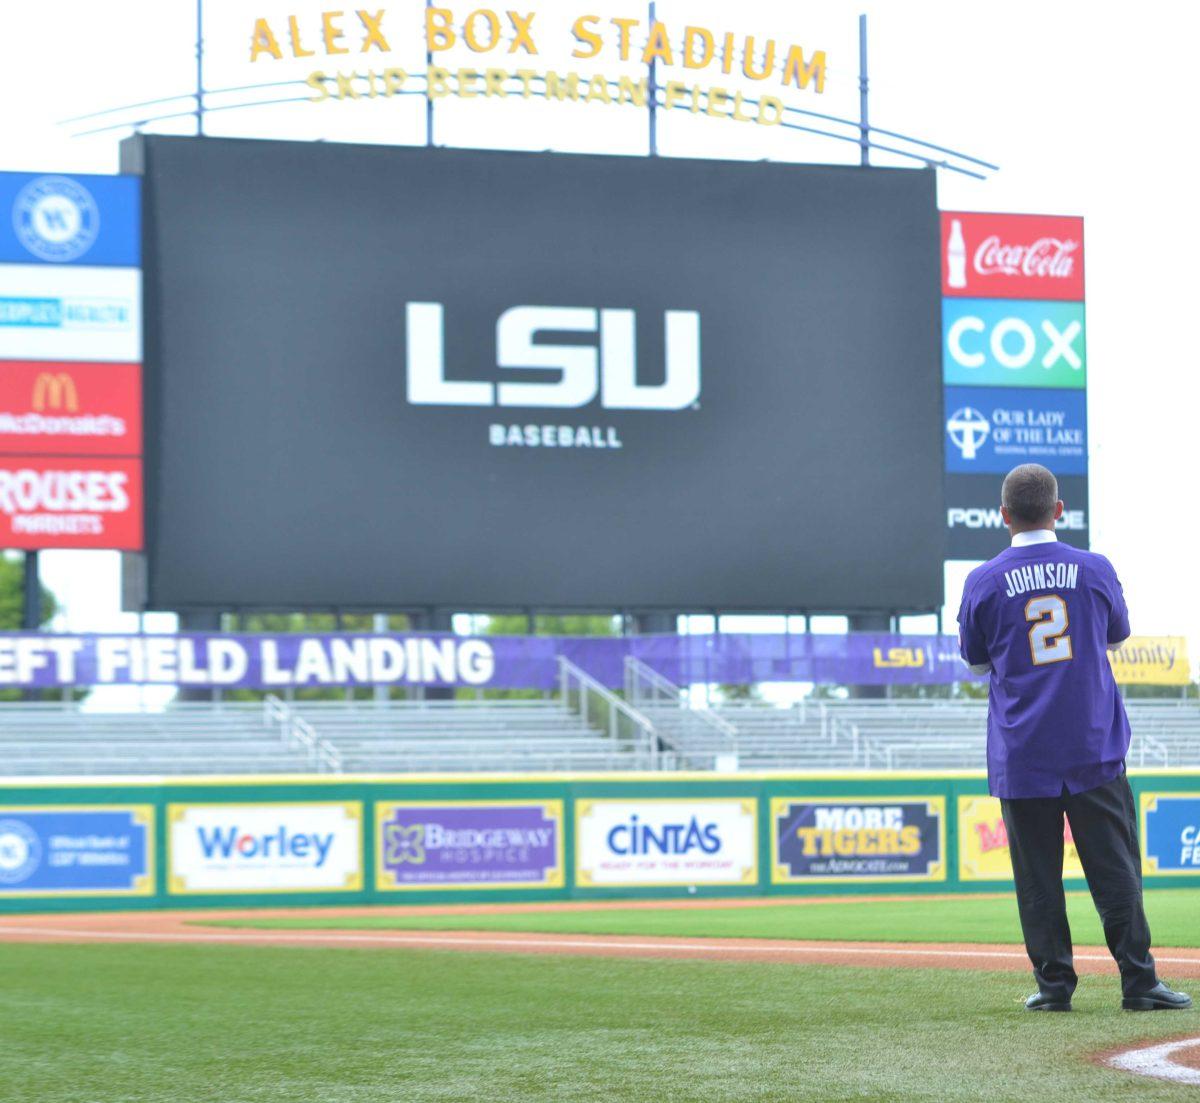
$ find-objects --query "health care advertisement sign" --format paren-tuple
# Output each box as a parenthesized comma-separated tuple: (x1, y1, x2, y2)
(0, 170, 144, 551)
(168, 802, 363, 894)
(941, 211, 1086, 560)
(0, 805, 153, 897)
(771, 797, 946, 884)
(376, 800, 564, 890)
(1141, 794, 1200, 876)
(575, 798, 757, 888)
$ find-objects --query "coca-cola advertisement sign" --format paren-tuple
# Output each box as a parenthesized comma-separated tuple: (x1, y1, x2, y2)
(0, 456, 143, 549)
(941, 212, 1084, 300)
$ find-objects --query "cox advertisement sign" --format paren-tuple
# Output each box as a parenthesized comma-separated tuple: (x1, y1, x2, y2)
(168, 802, 363, 894)
(770, 797, 945, 883)
(1141, 793, 1200, 875)
(958, 796, 1085, 881)
(942, 299, 1085, 389)
(941, 212, 1084, 300)
(376, 800, 564, 890)
(575, 798, 757, 887)
(944, 386, 1086, 475)
(0, 805, 153, 896)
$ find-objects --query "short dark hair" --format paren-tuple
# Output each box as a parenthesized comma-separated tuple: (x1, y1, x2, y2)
(1002, 464, 1059, 524)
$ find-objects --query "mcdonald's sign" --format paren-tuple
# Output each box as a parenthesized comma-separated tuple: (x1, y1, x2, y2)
(0, 360, 141, 456)
(31, 370, 79, 412)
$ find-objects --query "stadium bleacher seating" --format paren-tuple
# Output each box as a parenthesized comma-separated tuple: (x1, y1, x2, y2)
(0, 664, 1197, 776)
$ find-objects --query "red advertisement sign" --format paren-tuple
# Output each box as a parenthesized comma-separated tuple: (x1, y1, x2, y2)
(0, 456, 143, 550)
(941, 212, 1084, 300)
(0, 360, 142, 455)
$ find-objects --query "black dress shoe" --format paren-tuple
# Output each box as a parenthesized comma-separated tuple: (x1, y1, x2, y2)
(1025, 992, 1072, 1012)
(1122, 982, 1193, 1011)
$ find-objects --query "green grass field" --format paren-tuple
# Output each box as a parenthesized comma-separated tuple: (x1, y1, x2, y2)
(201, 888, 1200, 948)
(1, 941, 1197, 1103)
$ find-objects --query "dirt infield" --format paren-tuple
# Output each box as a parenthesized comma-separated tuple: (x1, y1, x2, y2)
(4, 905, 1200, 976)
(1106, 1036, 1200, 1086)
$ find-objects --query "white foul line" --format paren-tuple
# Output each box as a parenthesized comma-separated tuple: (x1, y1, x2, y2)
(1109, 1037, 1200, 1085)
(1, 924, 1200, 967)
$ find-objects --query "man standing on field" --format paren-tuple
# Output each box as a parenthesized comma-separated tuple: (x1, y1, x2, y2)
(957, 464, 1191, 1013)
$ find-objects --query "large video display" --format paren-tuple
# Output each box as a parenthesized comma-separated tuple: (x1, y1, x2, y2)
(126, 135, 942, 611)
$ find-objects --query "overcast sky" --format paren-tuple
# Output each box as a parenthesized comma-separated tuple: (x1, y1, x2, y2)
(2, 0, 1196, 657)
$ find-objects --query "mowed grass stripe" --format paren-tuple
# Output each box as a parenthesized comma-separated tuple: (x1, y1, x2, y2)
(1, 943, 1196, 1103)
(199, 889, 1200, 948)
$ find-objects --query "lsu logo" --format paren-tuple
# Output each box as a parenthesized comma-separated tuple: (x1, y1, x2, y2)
(873, 647, 926, 669)
(406, 303, 700, 411)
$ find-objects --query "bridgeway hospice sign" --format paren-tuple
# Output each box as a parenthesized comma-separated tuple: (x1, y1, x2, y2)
(376, 800, 564, 890)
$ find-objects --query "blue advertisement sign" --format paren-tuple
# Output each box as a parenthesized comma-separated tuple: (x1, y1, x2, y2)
(0, 806, 153, 895)
(944, 385, 1086, 475)
(771, 797, 946, 883)
(943, 298, 1086, 389)
(1142, 793, 1200, 875)
(0, 172, 140, 267)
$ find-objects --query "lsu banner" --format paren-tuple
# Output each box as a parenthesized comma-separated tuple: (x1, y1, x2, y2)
(771, 797, 945, 883)
(167, 802, 363, 894)
(376, 800, 564, 890)
(1141, 793, 1200, 875)
(1108, 638, 1192, 686)
(0, 632, 989, 689)
(958, 795, 1085, 881)
(0, 805, 153, 896)
(575, 798, 757, 887)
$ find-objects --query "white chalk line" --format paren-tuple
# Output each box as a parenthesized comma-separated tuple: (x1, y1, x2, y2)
(2, 923, 1200, 967)
(1109, 1037, 1200, 1085)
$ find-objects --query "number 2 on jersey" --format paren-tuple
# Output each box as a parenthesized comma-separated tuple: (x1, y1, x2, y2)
(1025, 595, 1073, 665)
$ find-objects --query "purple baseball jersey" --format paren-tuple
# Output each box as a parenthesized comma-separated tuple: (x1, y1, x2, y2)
(958, 538, 1132, 799)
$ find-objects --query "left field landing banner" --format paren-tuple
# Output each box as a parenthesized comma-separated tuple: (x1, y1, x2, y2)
(0, 805, 153, 897)
(0, 265, 141, 363)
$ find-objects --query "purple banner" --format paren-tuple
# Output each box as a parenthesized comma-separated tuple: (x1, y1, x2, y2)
(376, 801, 564, 889)
(0, 632, 980, 689)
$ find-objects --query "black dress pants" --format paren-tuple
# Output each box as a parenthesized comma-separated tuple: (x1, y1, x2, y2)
(1000, 772, 1158, 999)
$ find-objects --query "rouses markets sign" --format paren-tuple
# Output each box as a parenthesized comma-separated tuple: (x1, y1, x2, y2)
(248, 8, 827, 123)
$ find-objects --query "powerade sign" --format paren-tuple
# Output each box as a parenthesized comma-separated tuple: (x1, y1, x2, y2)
(128, 134, 944, 612)
(944, 386, 1086, 474)
(771, 798, 946, 882)
(0, 806, 152, 896)
(945, 474, 1088, 559)
(0, 172, 140, 267)
(1141, 794, 1200, 875)
(376, 800, 564, 890)
(942, 299, 1085, 389)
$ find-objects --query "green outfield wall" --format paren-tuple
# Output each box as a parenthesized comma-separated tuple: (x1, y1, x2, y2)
(1, 771, 1198, 912)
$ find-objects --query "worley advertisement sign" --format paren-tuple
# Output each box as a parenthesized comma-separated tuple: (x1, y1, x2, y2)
(167, 803, 363, 894)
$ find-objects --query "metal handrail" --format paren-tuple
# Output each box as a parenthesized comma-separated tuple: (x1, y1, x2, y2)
(558, 658, 658, 769)
(263, 694, 342, 773)
(624, 656, 739, 748)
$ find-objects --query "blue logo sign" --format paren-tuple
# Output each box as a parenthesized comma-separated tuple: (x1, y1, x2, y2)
(944, 385, 1087, 475)
(0, 171, 140, 267)
(0, 296, 133, 330)
(943, 299, 1086, 389)
(1143, 794, 1200, 874)
(13, 176, 100, 262)
(0, 807, 152, 895)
